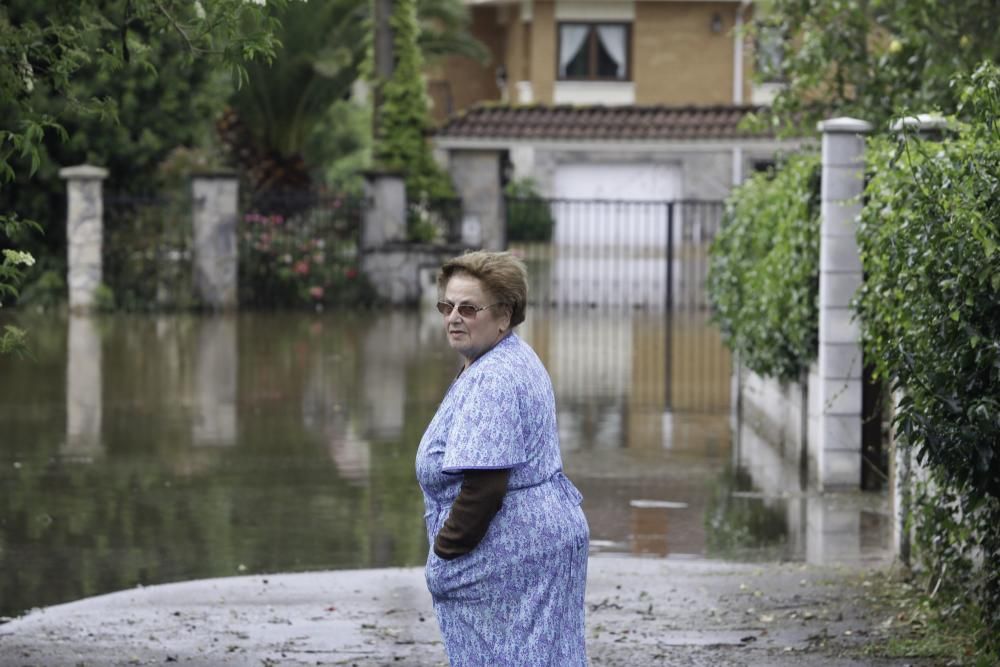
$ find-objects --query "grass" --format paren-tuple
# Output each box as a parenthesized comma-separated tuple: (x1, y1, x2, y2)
(858, 566, 997, 667)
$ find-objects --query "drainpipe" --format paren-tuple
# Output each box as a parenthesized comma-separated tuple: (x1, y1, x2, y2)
(733, 0, 750, 105)
(731, 1, 751, 186)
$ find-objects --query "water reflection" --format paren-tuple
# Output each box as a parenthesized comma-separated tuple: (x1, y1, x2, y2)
(0, 307, 889, 619)
(193, 316, 237, 447)
(729, 397, 892, 565)
(65, 314, 102, 459)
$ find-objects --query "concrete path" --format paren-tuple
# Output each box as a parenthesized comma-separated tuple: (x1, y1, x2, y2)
(0, 556, 929, 666)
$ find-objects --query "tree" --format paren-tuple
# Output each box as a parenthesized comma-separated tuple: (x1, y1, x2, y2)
(0, 0, 292, 326)
(221, 0, 486, 195)
(374, 0, 455, 207)
(220, 0, 368, 193)
(753, 0, 1000, 133)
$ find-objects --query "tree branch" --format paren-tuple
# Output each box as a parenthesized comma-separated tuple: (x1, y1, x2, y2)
(152, 0, 203, 54)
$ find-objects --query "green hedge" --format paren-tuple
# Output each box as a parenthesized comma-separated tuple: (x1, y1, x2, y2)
(857, 62, 1000, 651)
(505, 177, 554, 242)
(707, 153, 821, 382)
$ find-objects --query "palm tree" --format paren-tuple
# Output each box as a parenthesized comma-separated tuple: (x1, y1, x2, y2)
(222, 0, 488, 195)
(221, 0, 367, 194)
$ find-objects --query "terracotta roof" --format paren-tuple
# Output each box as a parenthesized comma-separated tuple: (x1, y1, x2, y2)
(435, 104, 775, 141)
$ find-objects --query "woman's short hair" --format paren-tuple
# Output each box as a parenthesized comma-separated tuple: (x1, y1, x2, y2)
(438, 251, 528, 327)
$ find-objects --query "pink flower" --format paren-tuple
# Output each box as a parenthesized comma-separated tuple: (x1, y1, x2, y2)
(309, 286, 324, 300)
(293, 260, 310, 275)
(344, 267, 358, 280)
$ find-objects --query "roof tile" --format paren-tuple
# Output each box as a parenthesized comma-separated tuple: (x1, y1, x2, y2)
(435, 104, 773, 141)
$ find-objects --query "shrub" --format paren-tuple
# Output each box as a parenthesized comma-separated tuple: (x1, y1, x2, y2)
(238, 197, 376, 309)
(373, 0, 456, 241)
(505, 177, 554, 242)
(706, 152, 821, 382)
(857, 62, 1000, 652)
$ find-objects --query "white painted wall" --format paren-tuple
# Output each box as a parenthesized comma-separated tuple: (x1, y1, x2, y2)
(553, 162, 680, 201)
(553, 81, 635, 105)
(555, 0, 635, 21)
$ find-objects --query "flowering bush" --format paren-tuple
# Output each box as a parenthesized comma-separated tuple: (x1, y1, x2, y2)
(238, 195, 375, 308)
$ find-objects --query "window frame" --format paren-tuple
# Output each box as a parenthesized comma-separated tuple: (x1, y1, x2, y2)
(556, 21, 632, 82)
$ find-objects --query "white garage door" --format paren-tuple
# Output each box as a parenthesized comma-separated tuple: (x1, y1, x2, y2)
(553, 162, 680, 202)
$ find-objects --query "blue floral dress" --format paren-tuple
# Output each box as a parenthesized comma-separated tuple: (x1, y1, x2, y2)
(416, 333, 590, 666)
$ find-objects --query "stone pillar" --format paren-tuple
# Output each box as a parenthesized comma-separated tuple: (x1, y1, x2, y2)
(816, 117, 872, 490)
(361, 171, 407, 250)
(448, 149, 505, 250)
(59, 164, 108, 312)
(191, 172, 239, 309)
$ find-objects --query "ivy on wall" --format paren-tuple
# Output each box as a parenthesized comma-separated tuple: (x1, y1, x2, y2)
(706, 153, 821, 382)
(857, 63, 1000, 648)
(373, 0, 455, 206)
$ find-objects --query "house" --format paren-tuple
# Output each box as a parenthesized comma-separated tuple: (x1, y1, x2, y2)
(428, 0, 801, 206)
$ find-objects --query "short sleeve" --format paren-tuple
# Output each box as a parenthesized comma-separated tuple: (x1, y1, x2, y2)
(442, 370, 526, 473)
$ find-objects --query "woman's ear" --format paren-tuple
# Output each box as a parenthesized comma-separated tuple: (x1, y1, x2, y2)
(500, 306, 513, 332)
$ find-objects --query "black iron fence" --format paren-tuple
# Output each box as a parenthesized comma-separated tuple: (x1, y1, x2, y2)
(406, 196, 463, 244)
(103, 192, 193, 310)
(506, 198, 724, 310)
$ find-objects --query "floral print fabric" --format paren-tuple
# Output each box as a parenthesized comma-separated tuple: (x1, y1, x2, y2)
(416, 333, 590, 666)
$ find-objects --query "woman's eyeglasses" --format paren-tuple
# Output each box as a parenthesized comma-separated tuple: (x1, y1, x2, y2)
(436, 301, 502, 319)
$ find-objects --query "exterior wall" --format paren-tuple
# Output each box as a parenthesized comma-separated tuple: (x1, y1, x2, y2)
(432, 1, 762, 114)
(504, 5, 530, 103)
(529, 0, 556, 103)
(527, 146, 733, 200)
(428, 5, 504, 123)
(738, 362, 822, 490)
(634, 2, 738, 105)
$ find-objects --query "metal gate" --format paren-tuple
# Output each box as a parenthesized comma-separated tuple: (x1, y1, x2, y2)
(506, 198, 724, 310)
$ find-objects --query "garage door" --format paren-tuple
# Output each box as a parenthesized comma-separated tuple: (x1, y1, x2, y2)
(553, 163, 680, 201)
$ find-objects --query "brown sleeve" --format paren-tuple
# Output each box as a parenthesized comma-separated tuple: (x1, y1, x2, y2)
(433, 468, 511, 560)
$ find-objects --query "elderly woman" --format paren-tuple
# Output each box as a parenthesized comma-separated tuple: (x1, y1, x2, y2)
(415, 250, 590, 665)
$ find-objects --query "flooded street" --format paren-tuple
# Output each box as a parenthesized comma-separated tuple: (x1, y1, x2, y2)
(0, 308, 891, 620)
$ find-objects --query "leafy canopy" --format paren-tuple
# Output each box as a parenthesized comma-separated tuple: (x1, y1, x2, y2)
(754, 0, 1000, 133)
(0, 0, 292, 323)
(707, 153, 822, 382)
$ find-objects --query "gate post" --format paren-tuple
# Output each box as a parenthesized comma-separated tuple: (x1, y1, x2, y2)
(447, 149, 505, 250)
(59, 164, 108, 312)
(191, 172, 239, 310)
(816, 117, 872, 490)
(360, 170, 407, 250)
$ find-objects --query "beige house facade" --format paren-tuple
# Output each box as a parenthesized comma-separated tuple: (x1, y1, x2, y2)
(429, 0, 782, 121)
(429, 0, 799, 202)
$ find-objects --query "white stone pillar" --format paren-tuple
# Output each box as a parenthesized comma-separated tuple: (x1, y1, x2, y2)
(191, 172, 239, 309)
(816, 117, 872, 490)
(448, 150, 505, 250)
(59, 164, 109, 312)
(360, 171, 407, 250)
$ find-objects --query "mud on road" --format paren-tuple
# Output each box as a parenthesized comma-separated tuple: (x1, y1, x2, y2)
(0, 557, 933, 666)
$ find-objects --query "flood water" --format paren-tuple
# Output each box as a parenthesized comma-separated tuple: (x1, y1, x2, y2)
(0, 309, 891, 618)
